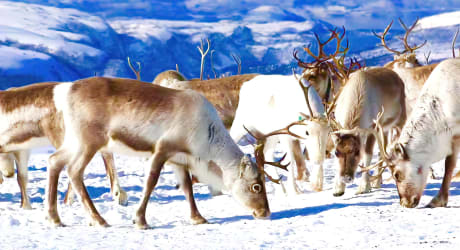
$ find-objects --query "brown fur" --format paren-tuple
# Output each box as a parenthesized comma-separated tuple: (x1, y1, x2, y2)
(70, 77, 190, 153)
(157, 74, 259, 128)
(0, 82, 58, 113)
(339, 67, 406, 130)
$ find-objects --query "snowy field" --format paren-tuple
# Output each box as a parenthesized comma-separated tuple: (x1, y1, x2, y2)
(0, 147, 459, 249)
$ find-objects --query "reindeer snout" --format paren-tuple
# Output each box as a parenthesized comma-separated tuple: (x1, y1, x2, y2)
(252, 208, 271, 219)
(400, 196, 420, 208)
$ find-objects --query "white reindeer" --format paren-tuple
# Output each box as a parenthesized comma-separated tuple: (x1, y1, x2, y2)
(230, 74, 330, 193)
(386, 58, 460, 208)
(21, 77, 270, 229)
(154, 72, 328, 193)
(375, 18, 439, 116)
(0, 84, 127, 208)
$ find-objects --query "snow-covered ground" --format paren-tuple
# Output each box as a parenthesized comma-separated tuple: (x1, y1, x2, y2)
(1, 148, 459, 249)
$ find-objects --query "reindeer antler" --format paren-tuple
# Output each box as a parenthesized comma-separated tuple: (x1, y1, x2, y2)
(243, 121, 307, 184)
(197, 38, 211, 80)
(398, 17, 427, 54)
(452, 27, 459, 58)
(231, 53, 242, 75)
(373, 20, 406, 56)
(127, 57, 141, 80)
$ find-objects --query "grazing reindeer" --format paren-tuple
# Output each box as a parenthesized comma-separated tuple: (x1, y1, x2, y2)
(0, 83, 128, 208)
(230, 75, 330, 193)
(386, 58, 460, 208)
(375, 18, 438, 116)
(332, 67, 406, 196)
(38, 77, 270, 229)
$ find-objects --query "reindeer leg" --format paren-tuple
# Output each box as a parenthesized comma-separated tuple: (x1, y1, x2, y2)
(67, 148, 108, 227)
(282, 137, 301, 194)
(172, 165, 207, 224)
(356, 134, 375, 194)
(333, 176, 346, 196)
(14, 151, 32, 210)
(46, 149, 70, 227)
(292, 139, 309, 182)
(135, 150, 169, 229)
(426, 145, 458, 208)
(63, 182, 76, 205)
(101, 152, 128, 206)
(311, 164, 324, 192)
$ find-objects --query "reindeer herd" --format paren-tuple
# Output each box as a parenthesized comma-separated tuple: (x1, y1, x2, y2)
(1, 19, 460, 229)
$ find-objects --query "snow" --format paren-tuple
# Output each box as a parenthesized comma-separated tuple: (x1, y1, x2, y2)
(1, 148, 459, 249)
(415, 11, 460, 30)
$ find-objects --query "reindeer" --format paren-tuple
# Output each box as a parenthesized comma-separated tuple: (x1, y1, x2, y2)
(384, 58, 460, 208)
(0, 83, 128, 209)
(230, 74, 330, 193)
(331, 66, 406, 196)
(375, 18, 439, 116)
(23, 77, 270, 228)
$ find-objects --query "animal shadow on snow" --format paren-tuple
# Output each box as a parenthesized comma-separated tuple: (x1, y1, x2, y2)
(210, 201, 393, 224)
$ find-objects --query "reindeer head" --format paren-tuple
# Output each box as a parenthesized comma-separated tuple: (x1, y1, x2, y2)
(231, 154, 271, 219)
(387, 142, 427, 208)
(332, 131, 361, 183)
(331, 110, 390, 186)
(294, 27, 349, 100)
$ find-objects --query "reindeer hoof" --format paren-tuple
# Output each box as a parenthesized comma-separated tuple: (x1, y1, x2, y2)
(333, 191, 344, 197)
(191, 215, 208, 225)
(46, 216, 65, 227)
(114, 189, 128, 206)
(21, 203, 32, 210)
(134, 217, 151, 230)
(89, 219, 110, 228)
(426, 196, 447, 208)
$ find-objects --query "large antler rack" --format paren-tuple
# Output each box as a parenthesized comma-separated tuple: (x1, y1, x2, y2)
(372, 20, 406, 56)
(243, 122, 306, 184)
(294, 27, 348, 68)
(398, 17, 427, 54)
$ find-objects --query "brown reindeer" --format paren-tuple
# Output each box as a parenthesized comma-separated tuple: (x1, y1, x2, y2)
(33, 77, 270, 229)
(0, 83, 127, 209)
(331, 67, 406, 196)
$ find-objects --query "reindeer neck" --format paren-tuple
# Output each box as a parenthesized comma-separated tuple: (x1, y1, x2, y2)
(399, 93, 452, 164)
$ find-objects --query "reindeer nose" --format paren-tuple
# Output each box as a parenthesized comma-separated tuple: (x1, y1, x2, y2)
(400, 196, 419, 208)
(253, 208, 271, 219)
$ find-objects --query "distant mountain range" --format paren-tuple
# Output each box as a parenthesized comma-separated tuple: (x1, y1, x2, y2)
(0, 1, 459, 88)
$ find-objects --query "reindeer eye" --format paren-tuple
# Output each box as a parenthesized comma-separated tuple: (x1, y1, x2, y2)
(393, 171, 403, 182)
(251, 183, 262, 193)
(305, 131, 309, 136)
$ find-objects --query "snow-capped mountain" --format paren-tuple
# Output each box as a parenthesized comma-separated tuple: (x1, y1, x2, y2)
(0, 1, 459, 89)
